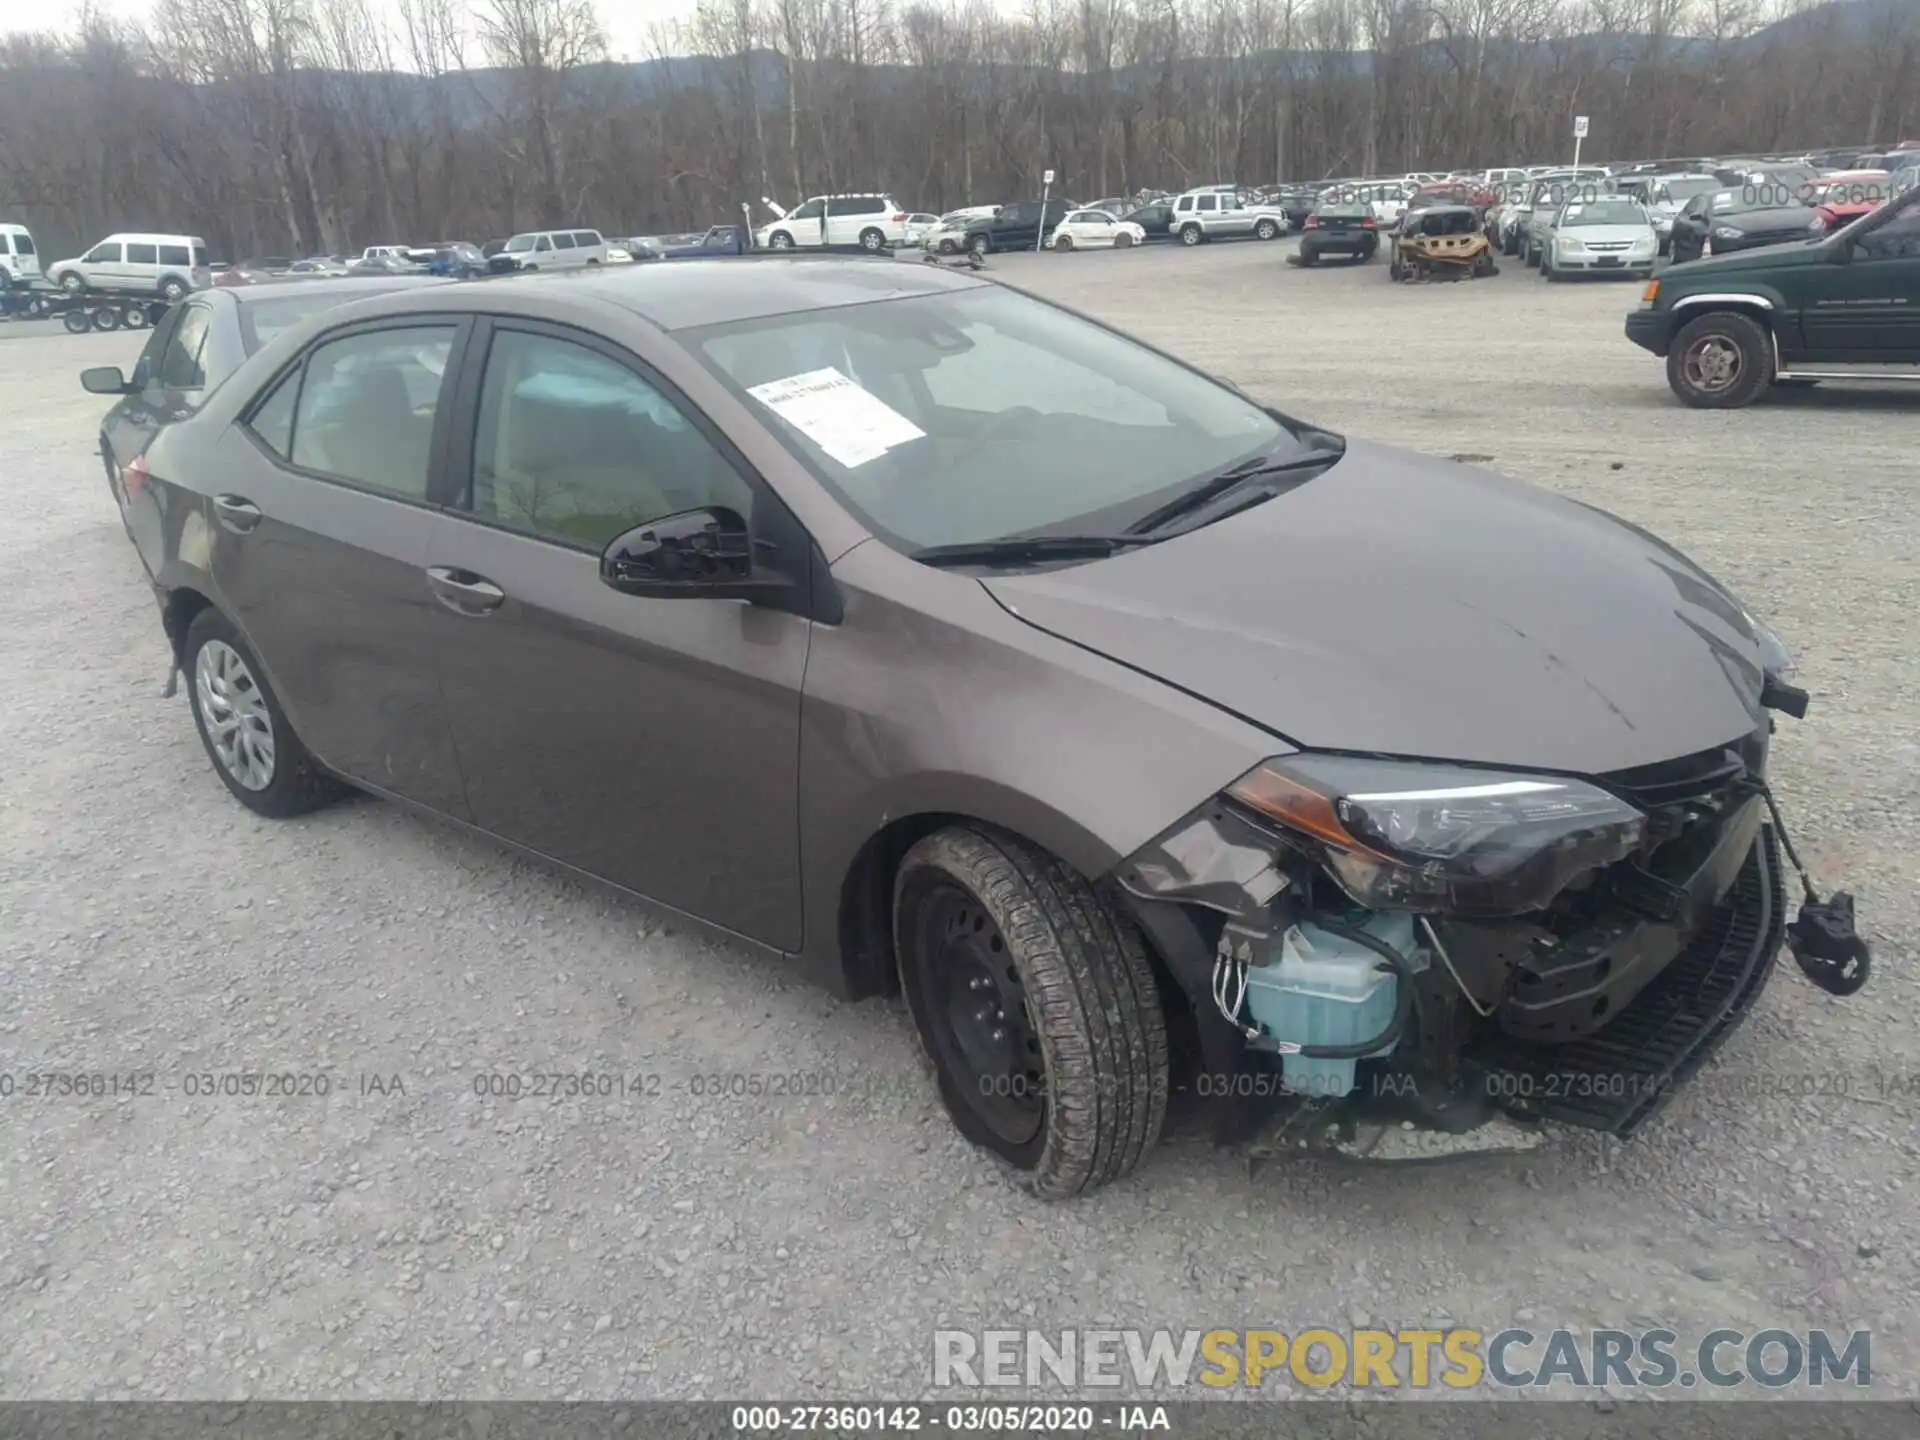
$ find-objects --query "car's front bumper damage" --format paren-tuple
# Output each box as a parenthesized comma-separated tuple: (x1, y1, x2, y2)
(1113, 725, 1861, 1163)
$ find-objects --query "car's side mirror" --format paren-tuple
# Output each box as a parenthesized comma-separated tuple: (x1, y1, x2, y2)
(600, 506, 788, 602)
(81, 365, 130, 396)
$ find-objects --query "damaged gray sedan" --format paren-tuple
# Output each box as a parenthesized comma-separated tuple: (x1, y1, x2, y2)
(102, 259, 1870, 1198)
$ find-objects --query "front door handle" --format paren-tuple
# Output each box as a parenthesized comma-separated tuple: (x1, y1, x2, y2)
(212, 494, 262, 534)
(426, 565, 506, 615)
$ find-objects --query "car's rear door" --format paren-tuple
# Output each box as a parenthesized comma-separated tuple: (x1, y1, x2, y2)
(205, 314, 475, 816)
(422, 316, 810, 948)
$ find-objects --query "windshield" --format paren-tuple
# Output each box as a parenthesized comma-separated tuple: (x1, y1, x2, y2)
(505, 235, 536, 253)
(1562, 200, 1646, 226)
(1651, 178, 1718, 204)
(685, 286, 1295, 551)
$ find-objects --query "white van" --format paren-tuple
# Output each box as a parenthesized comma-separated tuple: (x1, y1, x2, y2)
(759, 195, 910, 252)
(500, 229, 608, 271)
(0, 223, 40, 286)
(46, 233, 209, 299)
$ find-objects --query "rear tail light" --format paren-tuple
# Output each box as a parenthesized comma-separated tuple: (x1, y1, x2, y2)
(892, 213, 907, 223)
(1304, 215, 1319, 228)
(122, 453, 149, 500)
(1361, 217, 1376, 228)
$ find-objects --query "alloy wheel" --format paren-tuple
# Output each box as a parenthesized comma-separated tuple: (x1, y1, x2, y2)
(195, 639, 276, 791)
(1681, 334, 1743, 394)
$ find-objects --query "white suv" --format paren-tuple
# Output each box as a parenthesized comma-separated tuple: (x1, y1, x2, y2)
(1167, 189, 1292, 245)
(760, 195, 910, 252)
(46, 233, 209, 299)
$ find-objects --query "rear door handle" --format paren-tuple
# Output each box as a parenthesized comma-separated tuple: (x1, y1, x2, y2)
(212, 494, 262, 534)
(426, 565, 506, 615)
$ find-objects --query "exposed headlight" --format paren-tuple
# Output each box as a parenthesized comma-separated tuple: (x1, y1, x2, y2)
(1227, 755, 1645, 916)
(1712, 226, 1745, 239)
(1556, 235, 1585, 250)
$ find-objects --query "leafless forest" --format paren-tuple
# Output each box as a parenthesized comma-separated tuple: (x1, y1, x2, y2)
(0, 0, 1914, 260)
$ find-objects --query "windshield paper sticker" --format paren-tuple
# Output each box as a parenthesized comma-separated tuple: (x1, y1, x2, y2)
(747, 367, 925, 467)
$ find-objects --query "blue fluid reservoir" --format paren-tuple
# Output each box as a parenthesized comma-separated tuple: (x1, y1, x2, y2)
(1241, 913, 1421, 1098)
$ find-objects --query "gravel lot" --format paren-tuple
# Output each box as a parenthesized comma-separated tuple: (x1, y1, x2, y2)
(2, 242, 1916, 1403)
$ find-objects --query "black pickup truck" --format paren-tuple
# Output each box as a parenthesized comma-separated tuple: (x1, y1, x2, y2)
(962, 199, 1072, 256)
(1626, 182, 1920, 407)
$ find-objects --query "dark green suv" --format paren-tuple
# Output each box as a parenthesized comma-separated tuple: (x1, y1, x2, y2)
(1625, 183, 1920, 407)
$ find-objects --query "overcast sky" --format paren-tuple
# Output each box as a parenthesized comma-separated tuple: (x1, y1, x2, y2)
(45, 0, 734, 62)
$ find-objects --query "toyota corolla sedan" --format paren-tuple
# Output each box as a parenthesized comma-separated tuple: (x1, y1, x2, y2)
(96, 259, 1866, 1197)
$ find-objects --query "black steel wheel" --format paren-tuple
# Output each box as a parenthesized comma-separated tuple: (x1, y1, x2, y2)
(895, 825, 1168, 1199)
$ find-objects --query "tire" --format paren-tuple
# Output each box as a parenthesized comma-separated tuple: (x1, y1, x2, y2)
(63, 309, 89, 333)
(769, 231, 794, 251)
(91, 306, 120, 330)
(122, 303, 149, 330)
(1297, 245, 1318, 267)
(158, 276, 188, 302)
(59, 271, 86, 295)
(585, 258, 601, 266)
(184, 608, 343, 818)
(858, 227, 885, 252)
(1666, 311, 1774, 410)
(1254, 218, 1280, 240)
(937, 239, 957, 255)
(894, 825, 1168, 1199)
(1179, 224, 1204, 246)
(1113, 232, 1133, 249)
(969, 233, 991, 257)
(1054, 233, 1073, 251)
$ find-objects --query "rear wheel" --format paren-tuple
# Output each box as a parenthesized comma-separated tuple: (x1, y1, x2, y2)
(894, 825, 1168, 1199)
(1297, 244, 1319, 267)
(184, 608, 344, 818)
(859, 227, 885, 252)
(63, 308, 89, 333)
(122, 303, 150, 329)
(91, 306, 120, 330)
(1667, 311, 1774, 410)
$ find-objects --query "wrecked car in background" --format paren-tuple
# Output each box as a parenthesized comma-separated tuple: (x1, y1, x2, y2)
(115, 260, 1870, 1199)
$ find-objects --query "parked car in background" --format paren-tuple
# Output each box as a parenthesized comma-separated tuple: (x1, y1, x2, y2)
(1541, 197, 1658, 280)
(1, 222, 41, 288)
(79, 275, 449, 520)
(499, 229, 608, 270)
(425, 242, 489, 278)
(1121, 201, 1176, 241)
(1050, 210, 1147, 251)
(1638, 175, 1721, 252)
(482, 239, 509, 259)
(215, 257, 295, 288)
(1627, 182, 1920, 407)
(47, 233, 209, 300)
(901, 214, 942, 247)
(962, 199, 1072, 255)
(919, 208, 1000, 255)
(758, 194, 909, 252)
(1168, 188, 1291, 245)
(1295, 201, 1379, 264)
(1667, 189, 1821, 264)
(356, 245, 414, 266)
(656, 226, 751, 259)
(289, 257, 351, 276)
(1808, 171, 1893, 231)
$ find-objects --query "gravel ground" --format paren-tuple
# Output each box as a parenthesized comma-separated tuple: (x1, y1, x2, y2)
(1, 244, 1916, 1404)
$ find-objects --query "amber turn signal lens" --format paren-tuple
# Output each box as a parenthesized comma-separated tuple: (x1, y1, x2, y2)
(1640, 280, 1660, 304)
(1227, 765, 1355, 850)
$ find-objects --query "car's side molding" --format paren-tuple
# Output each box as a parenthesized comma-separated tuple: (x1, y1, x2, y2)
(1670, 292, 1775, 310)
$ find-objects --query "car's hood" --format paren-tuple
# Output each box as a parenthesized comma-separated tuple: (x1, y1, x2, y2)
(1562, 224, 1656, 244)
(984, 440, 1768, 776)
(1663, 237, 1828, 276)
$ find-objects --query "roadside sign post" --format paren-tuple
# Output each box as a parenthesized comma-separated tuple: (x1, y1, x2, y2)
(1573, 116, 1589, 169)
(1038, 168, 1055, 252)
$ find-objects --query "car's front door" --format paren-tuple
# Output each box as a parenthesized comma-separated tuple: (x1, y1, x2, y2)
(424, 319, 810, 948)
(207, 316, 475, 816)
(785, 199, 826, 247)
(1798, 195, 1920, 356)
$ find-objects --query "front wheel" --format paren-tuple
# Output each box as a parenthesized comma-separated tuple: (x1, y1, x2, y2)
(1054, 233, 1073, 251)
(1255, 218, 1280, 240)
(63, 308, 89, 333)
(158, 276, 188, 302)
(969, 234, 991, 257)
(121, 303, 150, 330)
(184, 609, 343, 818)
(895, 826, 1169, 1200)
(1667, 311, 1774, 409)
(769, 232, 794, 251)
(60, 272, 86, 295)
(1113, 232, 1133, 249)
(1179, 225, 1203, 246)
(937, 238, 957, 255)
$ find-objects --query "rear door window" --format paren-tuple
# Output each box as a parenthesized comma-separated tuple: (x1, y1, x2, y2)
(126, 242, 159, 265)
(12, 233, 34, 255)
(289, 325, 455, 500)
(159, 244, 190, 266)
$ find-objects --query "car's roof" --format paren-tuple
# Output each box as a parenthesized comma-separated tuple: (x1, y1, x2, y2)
(407, 256, 992, 331)
(226, 275, 450, 306)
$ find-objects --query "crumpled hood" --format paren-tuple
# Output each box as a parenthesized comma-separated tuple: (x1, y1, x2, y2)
(985, 440, 1768, 776)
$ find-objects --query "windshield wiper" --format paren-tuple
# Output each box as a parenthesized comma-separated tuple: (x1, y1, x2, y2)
(911, 533, 1158, 568)
(1124, 445, 1345, 537)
